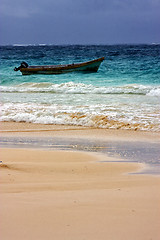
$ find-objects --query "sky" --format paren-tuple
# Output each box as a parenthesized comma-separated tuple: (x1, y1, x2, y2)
(0, 0, 160, 45)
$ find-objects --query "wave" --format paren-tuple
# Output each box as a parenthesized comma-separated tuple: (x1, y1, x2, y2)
(146, 88, 160, 97)
(1, 82, 160, 96)
(12, 44, 47, 47)
(1, 102, 160, 132)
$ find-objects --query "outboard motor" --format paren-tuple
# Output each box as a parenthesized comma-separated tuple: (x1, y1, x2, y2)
(14, 61, 28, 71)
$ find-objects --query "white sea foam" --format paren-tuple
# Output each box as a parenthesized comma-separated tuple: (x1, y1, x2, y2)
(1, 82, 160, 131)
(1, 101, 160, 131)
(1, 82, 159, 96)
(147, 88, 160, 97)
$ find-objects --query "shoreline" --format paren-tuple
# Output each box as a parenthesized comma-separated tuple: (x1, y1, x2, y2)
(1, 121, 160, 142)
(0, 121, 160, 239)
(1, 121, 160, 175)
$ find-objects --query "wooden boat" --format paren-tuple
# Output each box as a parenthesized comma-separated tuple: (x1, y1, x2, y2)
(14, 57, 105, 75)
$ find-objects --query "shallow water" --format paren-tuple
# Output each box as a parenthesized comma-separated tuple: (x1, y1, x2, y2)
(0, 136, 160, 175)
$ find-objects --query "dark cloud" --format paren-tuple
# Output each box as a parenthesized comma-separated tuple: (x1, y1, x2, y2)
(0, 0, 159, 44)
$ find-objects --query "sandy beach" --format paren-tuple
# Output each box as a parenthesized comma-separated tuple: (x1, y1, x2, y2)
(0, 122, 160, 240)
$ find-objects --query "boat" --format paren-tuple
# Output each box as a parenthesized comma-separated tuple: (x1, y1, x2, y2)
(14, 57, 105, 75)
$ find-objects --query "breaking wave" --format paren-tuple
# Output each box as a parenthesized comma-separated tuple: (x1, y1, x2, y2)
(1, 82, 160, 96)
(1, 101, 160, 131)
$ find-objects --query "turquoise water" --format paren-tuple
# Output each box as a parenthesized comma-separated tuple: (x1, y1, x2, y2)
(0, 44, 160, 131)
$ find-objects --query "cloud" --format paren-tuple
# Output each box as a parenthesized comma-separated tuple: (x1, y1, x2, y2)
(0, 0, 159, 44)
(1, 0, 159, 18)
(0, 0, 39, 18)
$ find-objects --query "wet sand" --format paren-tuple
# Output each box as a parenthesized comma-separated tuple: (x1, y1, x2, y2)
(1, 121, 160, 142)
(0, 122, 160, 240)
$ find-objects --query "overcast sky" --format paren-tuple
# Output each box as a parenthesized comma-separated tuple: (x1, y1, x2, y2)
(0, 0, 160, 45)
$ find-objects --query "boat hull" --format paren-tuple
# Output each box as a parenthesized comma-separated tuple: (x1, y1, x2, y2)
(19, 57, 105, 75)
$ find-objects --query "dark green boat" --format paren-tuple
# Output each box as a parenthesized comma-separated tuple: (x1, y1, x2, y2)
(14, 57, 105, 75)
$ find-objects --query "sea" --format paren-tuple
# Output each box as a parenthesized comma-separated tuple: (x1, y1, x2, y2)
(0, 44, 160, 132)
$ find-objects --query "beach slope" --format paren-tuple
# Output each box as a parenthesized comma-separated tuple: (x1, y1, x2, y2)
(0, 147, 160, 240)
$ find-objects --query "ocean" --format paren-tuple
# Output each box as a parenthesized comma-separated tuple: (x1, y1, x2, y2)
(0, 44, 160, 131)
